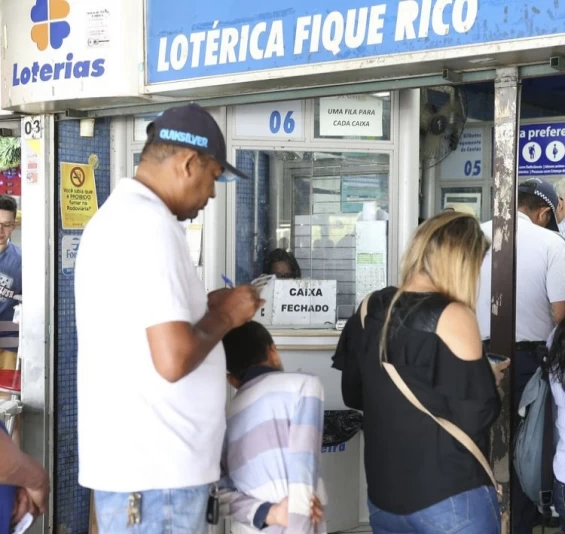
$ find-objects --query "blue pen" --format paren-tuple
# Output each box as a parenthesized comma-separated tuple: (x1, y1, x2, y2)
(221, 274, 234, 288)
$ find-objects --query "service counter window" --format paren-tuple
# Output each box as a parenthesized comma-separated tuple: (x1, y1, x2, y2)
(234, 150, 390, 329)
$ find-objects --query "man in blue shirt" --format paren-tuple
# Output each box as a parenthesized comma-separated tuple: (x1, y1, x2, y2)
(0, 195, 21, 371)
(0, 196, 22, 447)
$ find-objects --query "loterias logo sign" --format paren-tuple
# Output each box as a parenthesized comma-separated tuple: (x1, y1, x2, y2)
(13, 0, 106, 87)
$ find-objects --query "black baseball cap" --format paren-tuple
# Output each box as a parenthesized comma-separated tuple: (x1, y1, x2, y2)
(146, 104, 248, 182)
(518, 178, 559, 231)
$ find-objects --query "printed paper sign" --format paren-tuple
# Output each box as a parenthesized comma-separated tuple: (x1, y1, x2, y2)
(519, 123, 565, 176)
(319, 96, 383, 137)
(60, 163, 98, 229)
(62, 235, 81, 276)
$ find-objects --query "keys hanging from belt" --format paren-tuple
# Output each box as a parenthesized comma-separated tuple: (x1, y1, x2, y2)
(207, 484, 219, 525)
(127, 492, 142, 527)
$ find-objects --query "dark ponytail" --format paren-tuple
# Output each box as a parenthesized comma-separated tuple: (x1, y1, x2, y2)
(548, 319, 565, 386)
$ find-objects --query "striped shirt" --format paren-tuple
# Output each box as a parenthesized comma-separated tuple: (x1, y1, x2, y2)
(219, 367, 327, 533)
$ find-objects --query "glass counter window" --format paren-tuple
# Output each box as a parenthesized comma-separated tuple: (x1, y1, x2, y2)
(234, 150, 390, 328)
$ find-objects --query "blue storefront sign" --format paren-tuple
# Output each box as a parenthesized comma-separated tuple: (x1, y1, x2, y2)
(519, 123, 565, 177)
(146, 0, 565, 85)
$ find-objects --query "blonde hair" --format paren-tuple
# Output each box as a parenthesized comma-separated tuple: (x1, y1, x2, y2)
(379, 211, 490, 362)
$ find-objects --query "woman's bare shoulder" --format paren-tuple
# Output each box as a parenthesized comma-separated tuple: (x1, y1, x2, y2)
(436, 302, 482, 361)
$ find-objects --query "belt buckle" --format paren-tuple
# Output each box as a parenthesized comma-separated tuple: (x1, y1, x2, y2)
(539, 489, 553, 508)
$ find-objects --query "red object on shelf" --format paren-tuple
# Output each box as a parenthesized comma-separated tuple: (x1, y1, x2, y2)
(0, 167, 21, 197)
(0, 370, 20, 393)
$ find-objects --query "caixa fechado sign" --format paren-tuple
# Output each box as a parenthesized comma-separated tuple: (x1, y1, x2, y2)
(271, 280, 337, 326)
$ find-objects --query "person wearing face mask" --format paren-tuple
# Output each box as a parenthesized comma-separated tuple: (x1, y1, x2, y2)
(477, 177, 565, 533)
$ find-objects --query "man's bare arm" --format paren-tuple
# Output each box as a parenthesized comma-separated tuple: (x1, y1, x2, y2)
(0, 431, 48, 513)
(147, 286, 262, 383)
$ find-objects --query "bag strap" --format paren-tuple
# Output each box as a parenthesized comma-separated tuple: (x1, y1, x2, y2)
(540, 355, 555, 517)
(359, 292, 501, 496)
(381, 362, 499, 492)
(360, 292, 370, 329)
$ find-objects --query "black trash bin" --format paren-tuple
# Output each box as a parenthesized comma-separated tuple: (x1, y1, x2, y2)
(322, 409, 363, 448)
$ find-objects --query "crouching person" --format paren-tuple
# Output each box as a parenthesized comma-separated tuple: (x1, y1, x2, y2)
(218, 321, 327, 533)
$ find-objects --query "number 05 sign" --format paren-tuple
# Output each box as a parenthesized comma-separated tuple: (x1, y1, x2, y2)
(234, 101, 304, 140)
(438, 127, 484, 181)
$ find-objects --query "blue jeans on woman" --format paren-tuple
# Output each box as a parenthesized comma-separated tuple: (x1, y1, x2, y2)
(368, 486, 500, 534)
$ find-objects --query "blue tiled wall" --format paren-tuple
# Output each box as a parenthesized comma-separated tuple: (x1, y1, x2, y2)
(235, 151, 270, 284)
(55, 119, 111, 534)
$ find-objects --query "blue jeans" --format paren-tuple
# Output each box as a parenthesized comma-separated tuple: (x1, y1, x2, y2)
(94, 485, 210, 534)
(553, 479, 565, 530)
(368, 486, 500, 533)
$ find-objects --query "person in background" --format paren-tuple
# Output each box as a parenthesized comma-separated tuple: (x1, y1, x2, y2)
(219, 321, 326, 534)
(554, 177, 565, 236)
(76, 104, 263, 533)
(333, 211, 502, 533)
(0, 419, 48, 534)
(264, 249, 301, 279)
(0, 195, 21, 369)
(546, 321, 565, 533)
(0, 196, 22, 445)
(478, 177, 565, 533)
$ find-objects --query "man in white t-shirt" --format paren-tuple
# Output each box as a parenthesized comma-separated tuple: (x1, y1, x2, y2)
(75, 104, 263, 534)
(478, 177, 565, 533)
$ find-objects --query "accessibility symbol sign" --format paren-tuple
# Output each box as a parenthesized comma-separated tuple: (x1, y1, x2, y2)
(70, 167, 86, 188)
(519, 123, 565, 176)
(60, 162, 98, 230)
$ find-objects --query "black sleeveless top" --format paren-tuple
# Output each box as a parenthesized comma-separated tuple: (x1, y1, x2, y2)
(332, 287, 501, 514)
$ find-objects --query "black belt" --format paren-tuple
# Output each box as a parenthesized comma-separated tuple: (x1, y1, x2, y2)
(482, 340, 545, 352)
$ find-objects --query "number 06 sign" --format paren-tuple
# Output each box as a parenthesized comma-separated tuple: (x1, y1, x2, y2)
(234, 101, 304, 140)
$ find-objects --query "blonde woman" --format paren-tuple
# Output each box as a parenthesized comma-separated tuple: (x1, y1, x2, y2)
(332, 212, 501, 533)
